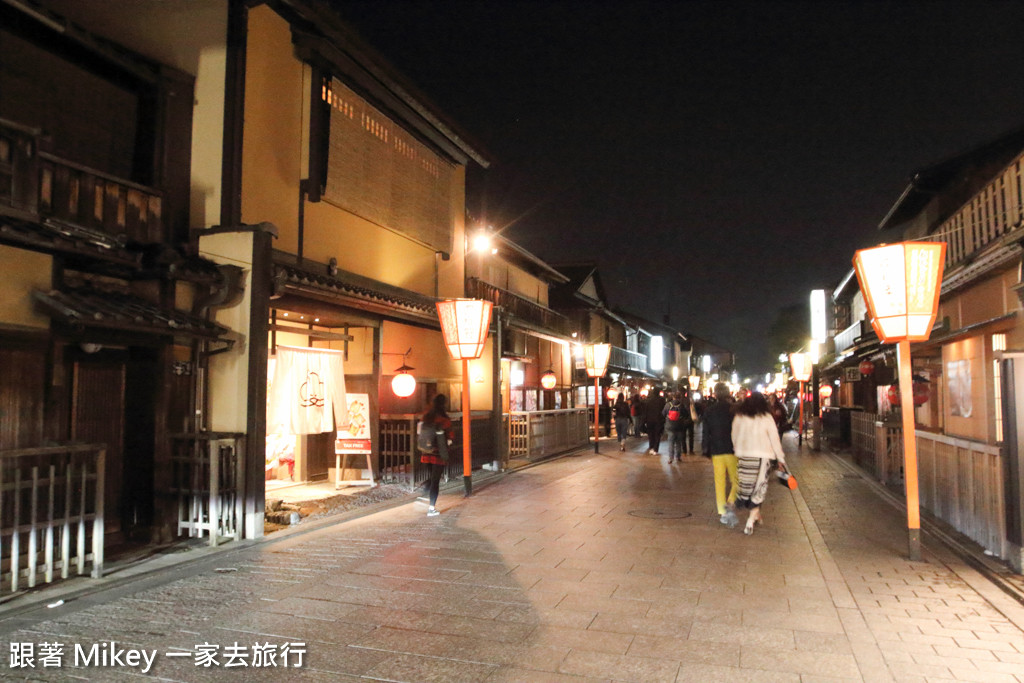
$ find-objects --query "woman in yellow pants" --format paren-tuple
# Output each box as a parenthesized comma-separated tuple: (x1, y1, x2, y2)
(702, 383, 739, 526)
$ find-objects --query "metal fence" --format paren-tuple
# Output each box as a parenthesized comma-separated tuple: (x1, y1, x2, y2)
(508, 408, 589, 462)
(168, 433, 244, 547)
(0, 444, 105, 595)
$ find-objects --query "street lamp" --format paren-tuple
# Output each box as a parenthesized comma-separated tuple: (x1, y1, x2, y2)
(584, 343, 611, 453)
(436, 298, 494, 495)
(688, 374, 700, 392)
(789, 352, 811, 445)
(854, 241, 945, 561)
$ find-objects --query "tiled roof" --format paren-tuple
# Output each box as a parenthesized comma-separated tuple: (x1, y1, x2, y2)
(272, 260, 438, 322)
(33, 287, 230, 339)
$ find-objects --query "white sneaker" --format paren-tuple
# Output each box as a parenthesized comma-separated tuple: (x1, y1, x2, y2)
(427, 507, 440, 517)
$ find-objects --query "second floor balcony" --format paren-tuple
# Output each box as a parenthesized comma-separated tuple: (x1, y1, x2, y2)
(1, 118, 165, 252)
(467, 277, 574, 338)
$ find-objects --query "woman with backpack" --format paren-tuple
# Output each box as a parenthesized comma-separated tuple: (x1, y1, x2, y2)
(613, 393, 632, 451)
(418, 394, 453, 517)
(663, 392, 692, 462)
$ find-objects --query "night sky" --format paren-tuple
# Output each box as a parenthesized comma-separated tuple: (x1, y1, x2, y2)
(331, 0, 1024, 375)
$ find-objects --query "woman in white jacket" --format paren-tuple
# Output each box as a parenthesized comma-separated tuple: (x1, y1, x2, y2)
(731, 392, 787, 534)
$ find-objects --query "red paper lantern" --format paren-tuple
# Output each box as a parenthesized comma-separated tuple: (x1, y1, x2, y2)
(887, 385, 900, 405)
(819, 384, 833, 399)
(540, 370, 557, 390)
(859, 360, 875, 376)
(912, 381, 929, 406)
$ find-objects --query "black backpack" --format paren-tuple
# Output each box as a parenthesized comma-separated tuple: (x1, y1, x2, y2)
(417, 419, 449, 460)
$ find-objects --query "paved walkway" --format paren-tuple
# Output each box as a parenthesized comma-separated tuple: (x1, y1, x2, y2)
(2, 433, 1024, 681)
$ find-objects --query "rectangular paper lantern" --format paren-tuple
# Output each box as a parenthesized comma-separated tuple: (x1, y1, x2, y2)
(853, 242, 945, 343)
(436, 299, 493, 360)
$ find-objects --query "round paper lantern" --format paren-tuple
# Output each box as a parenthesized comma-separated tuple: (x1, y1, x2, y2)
(606, 387, 618, 401)
(540, 370, 557, 390)
(819, 384, 833, 399)
(859, 360, 875, 376)
(391, 372, 417, 398)
(912, 381, 930, 406)
(887, 385, 900, 405)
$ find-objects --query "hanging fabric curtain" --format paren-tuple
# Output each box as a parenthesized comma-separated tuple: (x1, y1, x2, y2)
(268, 346, 348, 435)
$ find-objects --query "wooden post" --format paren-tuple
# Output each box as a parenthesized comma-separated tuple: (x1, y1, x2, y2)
(897, 340, 922, 561)
(463, 358, 472, 496)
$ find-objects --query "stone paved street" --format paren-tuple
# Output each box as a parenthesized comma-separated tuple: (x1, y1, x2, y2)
(2, 433, 1024, 682)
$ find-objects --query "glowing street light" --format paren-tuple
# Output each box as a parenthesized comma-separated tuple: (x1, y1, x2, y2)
(436, 299, 493, 495)
(854, 241, 945, 561)
(585, 343, 611, 453)
(688, 374, 700, 392)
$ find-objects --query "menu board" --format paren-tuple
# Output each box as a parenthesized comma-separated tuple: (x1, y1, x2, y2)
(335, 393, 371, 454)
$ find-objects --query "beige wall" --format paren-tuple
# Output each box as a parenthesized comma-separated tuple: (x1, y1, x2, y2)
(241, 6, 302, 250)
(0, 246, 51, 328)
(199, 232, 254, 433)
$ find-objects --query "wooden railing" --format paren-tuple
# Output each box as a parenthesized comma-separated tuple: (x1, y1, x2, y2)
(1, 444, 105, 595)
(917, 431, 1006, 560)
(507, 408, 589, 462)
(0, 117, 165, 244)
(610, 345, 648, 373)
(168, 433, 244, 547)
(834, 319, 871, 354)
(378, 413, 496, 489)
(850, 414, 1009, 561)
(936, 152, 1023, 268)
(467, 278, 573, 337)
(850, 412, 904, 487)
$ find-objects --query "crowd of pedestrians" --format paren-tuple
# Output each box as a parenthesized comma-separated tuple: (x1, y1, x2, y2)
(415, 384, 794, 529)
(603, 383, 793, 534)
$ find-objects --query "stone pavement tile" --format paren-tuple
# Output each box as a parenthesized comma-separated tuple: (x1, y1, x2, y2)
(931, 644, 998, 661)
(254, 595, 366, 621)
(945, 667, 1019, 683)
(403, 593, 510, 619)
(687, 620, 796, 648)
(557, 649, 680, 683)
(588, 612, 691, 637)
(696, 590, 791, 613)
(555, 593, 652, 617)
(788, 596, 844, 615)
(627, 634, 738, 666)
(484, 668, 610, 683)
(413, 612, 538, 644)
(210, 613, 375, 645)
(739, 647, 860, 678)
(527, 625, 634, 655)
(742, 608, 845, 634)
(792, 630, 855, 654)
(274, 642, 389, 678)
(783, 572, 829, 588)
(361, 651, 497, 683)
(672, 662, 800, 682)
(968, 658, 1024, 676)
(609, 584, 700, 607)
(531, 577, 618, 597)
(496, 604, 596, 629)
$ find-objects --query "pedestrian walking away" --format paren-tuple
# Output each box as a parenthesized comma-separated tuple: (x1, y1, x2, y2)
(703, 382, 739, 527)
(630, 393, 643, 437)
(643, 388, 666, 455)
(613, 392, 632, 451)
(731, 391, 786, 534)
(662, 391, 690, 462)
(680, 392, 696, 454)
(417, 394, 453, 517)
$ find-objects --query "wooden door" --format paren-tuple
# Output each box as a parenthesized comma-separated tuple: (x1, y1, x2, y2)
(72, 358, 126, 538)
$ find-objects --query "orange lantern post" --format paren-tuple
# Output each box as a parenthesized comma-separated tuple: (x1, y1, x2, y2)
(789, 352, 812, 446)
(585, 343, 611, 453)
(854, 241, 945, 561)
(436, 299, 493, 496)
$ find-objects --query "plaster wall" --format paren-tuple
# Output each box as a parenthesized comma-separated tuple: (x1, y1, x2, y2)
(0, 246, 51, 328)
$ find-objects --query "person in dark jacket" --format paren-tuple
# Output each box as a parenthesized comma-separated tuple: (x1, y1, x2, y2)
(418, 394, 453, 517)
(629, 394, 643, 436)
(643, 389, 667, 455)
(613, 393, 631, 451)
(679, 393, 696, 454)
(702, 382, 739, 527)
(662, 392, 688, 462)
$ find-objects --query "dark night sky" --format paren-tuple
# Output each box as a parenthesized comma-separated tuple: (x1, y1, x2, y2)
(331, 0, 1024, 375)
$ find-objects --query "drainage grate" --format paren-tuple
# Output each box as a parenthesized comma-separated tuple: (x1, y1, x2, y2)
(628, 508, 693, 519)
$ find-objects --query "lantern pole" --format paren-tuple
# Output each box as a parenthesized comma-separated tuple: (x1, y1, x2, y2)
(798, 380, 805, 447)
(462, 357, 473, 495)
(897, 339, 922, 561)
(594, 376, 601, 453)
